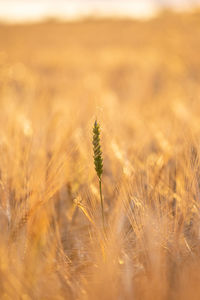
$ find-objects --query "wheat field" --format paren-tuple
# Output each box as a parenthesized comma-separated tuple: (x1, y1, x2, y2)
(0, 11, 200, 299)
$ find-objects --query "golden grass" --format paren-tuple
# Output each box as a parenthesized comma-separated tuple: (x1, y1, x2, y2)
(0, 11, 200, 299)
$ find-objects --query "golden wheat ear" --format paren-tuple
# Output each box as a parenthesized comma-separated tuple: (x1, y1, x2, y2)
(92, 120, 105, 231)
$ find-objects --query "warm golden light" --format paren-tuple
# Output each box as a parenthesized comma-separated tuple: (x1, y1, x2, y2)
(0, 1, 200, 299)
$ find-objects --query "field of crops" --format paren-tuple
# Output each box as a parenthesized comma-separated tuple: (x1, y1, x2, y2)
(0, 11, 200, 299)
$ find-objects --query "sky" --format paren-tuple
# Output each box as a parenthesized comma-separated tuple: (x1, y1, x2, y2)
(0, 0, 200, 22)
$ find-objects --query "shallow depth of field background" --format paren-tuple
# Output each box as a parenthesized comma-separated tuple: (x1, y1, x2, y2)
(1, 5, 200, 300)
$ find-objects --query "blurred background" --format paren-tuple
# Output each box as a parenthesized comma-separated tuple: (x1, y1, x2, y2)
(0, 0, 200, 127)
(0, 0, 200, 22)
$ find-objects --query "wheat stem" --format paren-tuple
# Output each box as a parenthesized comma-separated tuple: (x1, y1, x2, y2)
(99, 178, 105, 232)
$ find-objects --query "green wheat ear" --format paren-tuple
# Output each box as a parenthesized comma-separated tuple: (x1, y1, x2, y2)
(92, 120, 105, 231)
(93, 120, 103, 179)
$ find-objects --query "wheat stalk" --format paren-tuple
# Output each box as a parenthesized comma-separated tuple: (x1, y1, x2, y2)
(92, 120, 105, 231)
